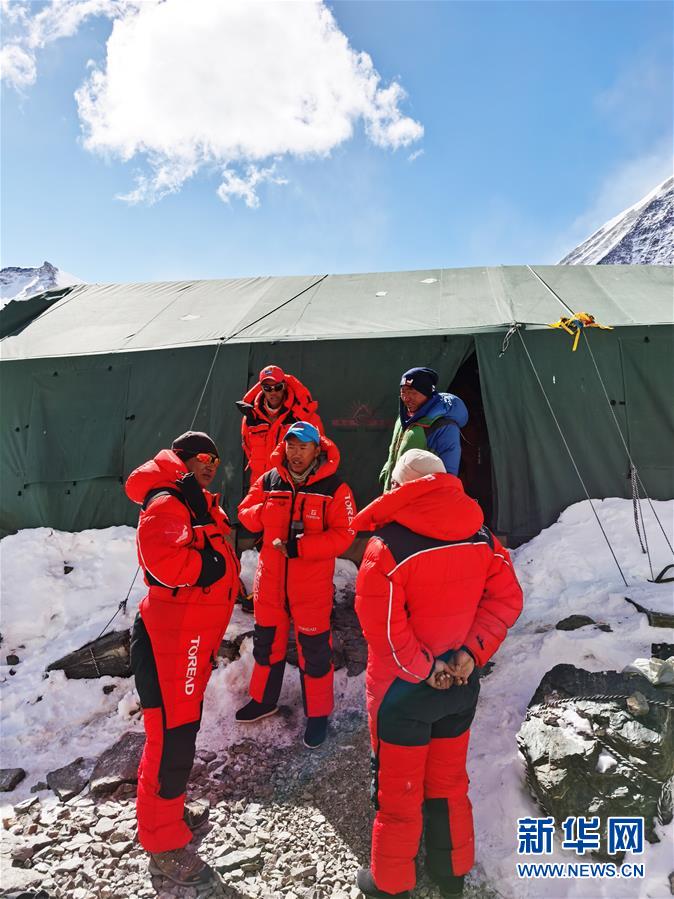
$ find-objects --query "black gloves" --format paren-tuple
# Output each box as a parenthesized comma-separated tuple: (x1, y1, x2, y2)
(286, 535, 300, 558)
(176, 473, 212, 525)
(195, 536, 226, 587)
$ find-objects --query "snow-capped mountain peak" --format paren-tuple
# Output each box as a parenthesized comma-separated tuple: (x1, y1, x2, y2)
(0, 261, 82, 309)
(560, 175, 674, 265)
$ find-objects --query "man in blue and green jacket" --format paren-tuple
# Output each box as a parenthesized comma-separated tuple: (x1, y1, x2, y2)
(380, 367, 468, 492)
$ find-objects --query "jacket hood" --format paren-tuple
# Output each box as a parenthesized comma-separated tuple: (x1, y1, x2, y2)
(240, 373, 319, 417)
(400, 391, 469, 429)
(352, 473, 483, 541)
(269, 434, 340, 483)
(125, 449, 188, 505)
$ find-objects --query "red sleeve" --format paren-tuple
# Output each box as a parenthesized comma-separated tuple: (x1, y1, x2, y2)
(463, 538, 523, 666)
(355, 538, 434, 683)
(136, 495, 203, 588)
(296, 482, 356, 561)
(241, 419, 251, 463)
(237, 476, 267, 532)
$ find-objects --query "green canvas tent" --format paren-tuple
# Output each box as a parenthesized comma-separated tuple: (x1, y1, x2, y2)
(1, 264, 672, 542)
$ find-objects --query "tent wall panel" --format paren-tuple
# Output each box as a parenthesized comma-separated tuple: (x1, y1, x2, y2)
(246, 334, 474, 507)
(476, 325, 672, 538)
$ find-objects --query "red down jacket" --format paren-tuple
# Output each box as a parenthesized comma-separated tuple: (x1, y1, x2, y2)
(238, 436, 355, 610)
(236, 374, 325, 485)
(125, 449, 240, 729)
(354, 472, 523, 737)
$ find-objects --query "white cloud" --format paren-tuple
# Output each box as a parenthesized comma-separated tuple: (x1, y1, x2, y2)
(75, 0, 423, 206)
(0, 44, 36, 88)
(408, 148, 425, 163)
(3, 0, 423, 207)
(1, 0, 132, 89)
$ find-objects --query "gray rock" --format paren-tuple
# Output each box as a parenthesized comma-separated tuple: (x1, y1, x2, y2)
(518, 664, 674, 856)
(46, 756, 96, 801)
(90, 732, 145, 795)
(0, 768, 26, 792)
(0, 864, 46, 892)
(6, 653, 20, 665)
(47, 628, 131, 679)
(555, 614, 596, 630)
(213, 847, 263, 872)
(626, 692, 650, 717)
(10, 834, 56, 863)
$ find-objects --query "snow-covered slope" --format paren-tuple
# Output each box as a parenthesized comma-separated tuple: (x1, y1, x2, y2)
(1, 500, 673, 896)
(560, 175, 674, 265)
(0, 261, 82, 309)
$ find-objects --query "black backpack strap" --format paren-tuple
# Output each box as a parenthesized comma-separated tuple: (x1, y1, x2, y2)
(142, 486, 186, 511)
(425, 415, 460, 435)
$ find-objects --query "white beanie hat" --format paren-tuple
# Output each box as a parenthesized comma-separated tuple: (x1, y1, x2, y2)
(391, 448, 445, 486)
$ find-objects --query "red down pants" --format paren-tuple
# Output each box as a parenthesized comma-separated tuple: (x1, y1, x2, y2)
(369, 668, 480, 894)
(249, 591, 333, 718)
(130, 612, 212, 853)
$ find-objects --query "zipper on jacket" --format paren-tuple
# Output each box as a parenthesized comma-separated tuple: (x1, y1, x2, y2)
(283, 482, 297, 613)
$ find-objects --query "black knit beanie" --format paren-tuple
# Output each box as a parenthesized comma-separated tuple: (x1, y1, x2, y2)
(400, 367, 438, 399)
(171, 431, 219, 461)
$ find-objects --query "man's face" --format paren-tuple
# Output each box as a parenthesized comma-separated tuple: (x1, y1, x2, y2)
(185, 454, 218, 488)
(262, 379, 286, 409)
(400, 383, 428, 414)
(285, 436, 320, 475)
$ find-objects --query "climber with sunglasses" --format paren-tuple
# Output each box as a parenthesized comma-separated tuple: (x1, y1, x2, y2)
(236, 364, 325, 490)
(125, 430, 240, 887)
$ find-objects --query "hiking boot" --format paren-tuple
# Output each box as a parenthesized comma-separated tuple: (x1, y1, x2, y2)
(183, 800, 209, 830)
(303, 716, 328, 749)
(149, 847, 214, 886)
(356, 867, 410, 898)
(240, 593, 254, 613)
(235, 699, 278, 723)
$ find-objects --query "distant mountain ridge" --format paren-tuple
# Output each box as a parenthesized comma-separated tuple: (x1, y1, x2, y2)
(0, 261, 82, 310)
(560, 176, 674, 265)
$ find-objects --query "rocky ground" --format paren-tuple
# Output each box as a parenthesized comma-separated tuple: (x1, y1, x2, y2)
(1, 708, 496, 899)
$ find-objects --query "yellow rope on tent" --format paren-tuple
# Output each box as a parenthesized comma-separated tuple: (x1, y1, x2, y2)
(548, 312, 612, 351)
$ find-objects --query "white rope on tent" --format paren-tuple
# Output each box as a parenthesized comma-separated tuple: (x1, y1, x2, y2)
(515, 327, 629, 587)
(526, 265, 673, 564)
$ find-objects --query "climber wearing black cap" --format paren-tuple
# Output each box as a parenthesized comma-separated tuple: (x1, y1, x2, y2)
(379, 367, 469, 492)
(125, 431, 240, 886)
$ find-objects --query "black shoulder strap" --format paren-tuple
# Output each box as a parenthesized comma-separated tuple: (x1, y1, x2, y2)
(426, 415, 460, 435)
(142, 486, 188, 513)
(375, 521, 494, 566)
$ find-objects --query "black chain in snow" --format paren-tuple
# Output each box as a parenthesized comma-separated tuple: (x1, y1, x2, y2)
(525, 694, 674, 716)
(631, 465, 648, 555)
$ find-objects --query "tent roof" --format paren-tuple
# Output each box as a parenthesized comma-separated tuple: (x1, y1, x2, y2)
(1, 264, 672, 360)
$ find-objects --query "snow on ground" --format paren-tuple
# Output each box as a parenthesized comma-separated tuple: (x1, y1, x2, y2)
(1, 499, 673, 897)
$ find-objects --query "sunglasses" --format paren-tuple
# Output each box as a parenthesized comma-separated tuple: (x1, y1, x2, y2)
(262, 382, 285, 393)
(195, 452, 220, 466)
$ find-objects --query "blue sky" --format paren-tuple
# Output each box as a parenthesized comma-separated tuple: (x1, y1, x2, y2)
(1, 1, 672, 283)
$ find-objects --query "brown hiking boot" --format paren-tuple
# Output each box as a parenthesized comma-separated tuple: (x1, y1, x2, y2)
(149, 846, 214, 886)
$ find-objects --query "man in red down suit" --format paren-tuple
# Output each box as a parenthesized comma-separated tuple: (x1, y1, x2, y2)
(126, 431, 240, 887)
(235, 421, 356, 749)
(353, 449, 523, 899)
(236, 364, 324, 488)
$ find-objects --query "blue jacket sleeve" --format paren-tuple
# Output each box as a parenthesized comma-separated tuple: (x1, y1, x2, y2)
(427, 422, 462, 475)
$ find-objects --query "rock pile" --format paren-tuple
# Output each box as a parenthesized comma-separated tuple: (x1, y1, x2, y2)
(1, 710, 495, 899)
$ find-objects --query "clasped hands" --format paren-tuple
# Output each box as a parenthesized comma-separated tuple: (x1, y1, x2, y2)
(425, 649, 475, 690)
